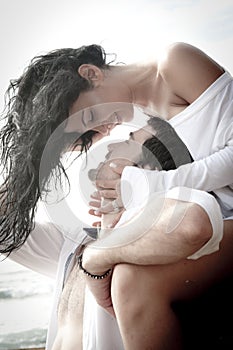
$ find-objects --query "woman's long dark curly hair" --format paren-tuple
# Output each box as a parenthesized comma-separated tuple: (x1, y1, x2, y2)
(0, 44, 110, 254)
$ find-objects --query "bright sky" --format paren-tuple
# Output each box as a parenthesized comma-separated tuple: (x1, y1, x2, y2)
(1, 0, 233, 102)
(0, 0, 233, 226)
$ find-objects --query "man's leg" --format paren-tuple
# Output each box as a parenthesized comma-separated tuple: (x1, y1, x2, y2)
(111, 220, 233, 350)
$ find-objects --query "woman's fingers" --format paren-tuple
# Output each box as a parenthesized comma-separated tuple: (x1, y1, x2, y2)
(89, 201, 101, 209)
(95, 199, 124, 215)
(89, 208, 102, 217)
(92, 221, 102, 227)
(91, 189, 118, 201)
(90, 191, 102, 200)
(95, 178, 119, 190)
(100, 189, 118, 199)
(109, 162, 126, 175)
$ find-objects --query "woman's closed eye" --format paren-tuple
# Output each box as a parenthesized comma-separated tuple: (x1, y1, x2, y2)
(89, 109, 95, 124)
(83, 109, 95, 127)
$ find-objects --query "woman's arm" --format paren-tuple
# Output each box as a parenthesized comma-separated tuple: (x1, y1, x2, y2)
(121, 145, 233, 210)
(95, 143, 233, 213)
(9, 222, 65, 278)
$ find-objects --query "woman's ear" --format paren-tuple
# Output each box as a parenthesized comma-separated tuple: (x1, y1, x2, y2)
(78, 64, 103, 86)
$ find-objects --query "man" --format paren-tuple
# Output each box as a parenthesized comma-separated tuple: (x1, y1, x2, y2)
(51, 117, 223, 350)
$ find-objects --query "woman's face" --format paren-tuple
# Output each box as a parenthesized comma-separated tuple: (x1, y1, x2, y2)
(64, 71, 134, 137)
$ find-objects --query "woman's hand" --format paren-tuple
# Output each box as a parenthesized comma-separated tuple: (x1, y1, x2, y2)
(93, 160, 129, 214)
(88, 191, 102, 227)
(89, 191, 125, 228)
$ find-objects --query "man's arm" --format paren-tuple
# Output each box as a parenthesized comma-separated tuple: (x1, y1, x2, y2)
(82, 190, 218, 275)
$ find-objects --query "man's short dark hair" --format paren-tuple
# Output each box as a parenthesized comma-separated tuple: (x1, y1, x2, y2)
(139, 116, 193, 170)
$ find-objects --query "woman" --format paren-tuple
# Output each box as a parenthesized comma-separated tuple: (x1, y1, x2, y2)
(0, 42, 230, 254)
(1, 42, 232, 349)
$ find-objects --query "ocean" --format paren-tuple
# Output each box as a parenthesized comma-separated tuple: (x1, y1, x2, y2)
(0, 258, 54, 350)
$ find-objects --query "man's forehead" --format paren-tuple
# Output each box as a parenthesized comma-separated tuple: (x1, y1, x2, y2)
(129, 124, 155, 143)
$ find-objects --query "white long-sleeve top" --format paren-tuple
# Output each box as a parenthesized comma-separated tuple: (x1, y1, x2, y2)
(121, 71, 233, 219)
(8, 220, 89, 350)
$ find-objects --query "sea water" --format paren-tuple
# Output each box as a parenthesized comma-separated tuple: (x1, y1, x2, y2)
(0, 258, 54, 350)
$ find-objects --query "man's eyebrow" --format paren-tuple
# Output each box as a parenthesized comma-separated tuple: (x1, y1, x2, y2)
(129, 132, 135, 140)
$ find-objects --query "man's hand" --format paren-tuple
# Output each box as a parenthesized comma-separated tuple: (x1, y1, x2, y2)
(83, 272, 115, 317)
(81, 247, 116, 316)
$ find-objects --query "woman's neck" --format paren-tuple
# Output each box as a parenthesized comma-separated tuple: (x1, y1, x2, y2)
(111, 62, 158, 108)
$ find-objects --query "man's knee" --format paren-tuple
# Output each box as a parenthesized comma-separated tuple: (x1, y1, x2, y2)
(187, 203, 212, 244)
(111, 263, 138, 303)
(169, 200, 213, 246)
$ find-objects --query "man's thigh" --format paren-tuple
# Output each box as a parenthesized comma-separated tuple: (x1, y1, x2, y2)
(112, 220, 233, 303)
(134, 220, 233, 302)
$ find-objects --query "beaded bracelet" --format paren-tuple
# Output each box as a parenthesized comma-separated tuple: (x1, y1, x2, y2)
(77, 253, 112, 280)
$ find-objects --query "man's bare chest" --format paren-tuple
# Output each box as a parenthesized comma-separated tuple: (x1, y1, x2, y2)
(57, 262, 86, 324)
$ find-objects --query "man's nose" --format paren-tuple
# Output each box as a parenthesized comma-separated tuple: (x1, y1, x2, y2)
(96, 125, 110, 135)
(96, 123, 116, 136)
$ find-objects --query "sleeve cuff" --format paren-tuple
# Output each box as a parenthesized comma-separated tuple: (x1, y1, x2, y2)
(121, 166, 163, 210)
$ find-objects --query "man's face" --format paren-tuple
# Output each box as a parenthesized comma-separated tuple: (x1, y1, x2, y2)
(88, 124, 154, 185)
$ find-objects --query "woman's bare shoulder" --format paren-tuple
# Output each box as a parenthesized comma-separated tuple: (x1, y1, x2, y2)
(158, 42, 224, 103)
(159, 42, 223, 74)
